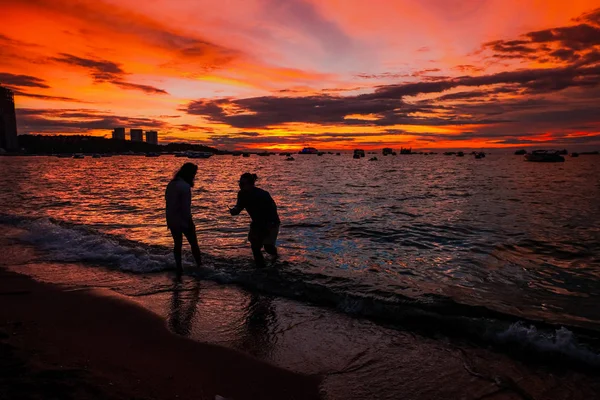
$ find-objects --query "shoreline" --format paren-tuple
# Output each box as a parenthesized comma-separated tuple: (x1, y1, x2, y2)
(0, 267, 321, 400)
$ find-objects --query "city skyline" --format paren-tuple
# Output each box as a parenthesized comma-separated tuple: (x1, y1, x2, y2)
(1, 0, 600, 150)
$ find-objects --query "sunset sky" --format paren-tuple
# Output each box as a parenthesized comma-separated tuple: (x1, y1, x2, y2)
(1, 0, 600, 150)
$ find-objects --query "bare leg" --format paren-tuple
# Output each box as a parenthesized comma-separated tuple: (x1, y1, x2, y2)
(264, 244, 278, 258)
(183, 228, 202, 267)
(170, 230, 183, 271)
(250, 240, 266, 268)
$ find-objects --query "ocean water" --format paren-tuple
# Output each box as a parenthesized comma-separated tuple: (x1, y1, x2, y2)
(1, 153, 600, 360)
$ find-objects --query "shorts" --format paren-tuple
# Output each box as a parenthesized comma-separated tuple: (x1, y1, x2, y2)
(248, 223, 280, 246)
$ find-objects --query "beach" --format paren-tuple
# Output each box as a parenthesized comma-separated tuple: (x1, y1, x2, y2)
(3, 223, 600, 399)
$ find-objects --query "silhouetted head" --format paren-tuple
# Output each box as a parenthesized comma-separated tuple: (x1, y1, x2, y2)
(239, 172, 258, 191)
(174, 163, 198, 186)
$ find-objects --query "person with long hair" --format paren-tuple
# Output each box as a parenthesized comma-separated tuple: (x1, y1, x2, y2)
(165, 162, 202, 271)
(229, 173, 280, 267)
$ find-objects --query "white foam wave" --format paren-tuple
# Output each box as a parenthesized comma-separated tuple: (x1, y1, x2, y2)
(17, 218, 173, 272)
(496, 321, 600, 365)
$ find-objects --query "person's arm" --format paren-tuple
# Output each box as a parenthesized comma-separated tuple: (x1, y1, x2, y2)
(229, 191, 244, 216)
(181, 185, 193, 227)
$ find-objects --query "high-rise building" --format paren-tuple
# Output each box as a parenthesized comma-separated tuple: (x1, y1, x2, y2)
(130, 128, 143, 142)
(0, 86, 18, 152)
(145, 130, 158, 145)
(112, 127, 125, 140)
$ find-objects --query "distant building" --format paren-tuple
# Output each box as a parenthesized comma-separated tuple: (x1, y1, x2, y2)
(0, 86, 18, 151)
(130, 128, 143, 142)
(112, 127, 126, 140)
(145, 130, 158, 145)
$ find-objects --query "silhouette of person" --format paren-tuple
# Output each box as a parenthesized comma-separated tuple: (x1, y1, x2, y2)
(169, 274, 201, 336)
(229, 173, 280, 267)
(166, 162, 202, 271)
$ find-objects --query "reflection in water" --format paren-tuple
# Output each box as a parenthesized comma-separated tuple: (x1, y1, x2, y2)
(168, 274, 201, 336)
(238, 294, 277, 359)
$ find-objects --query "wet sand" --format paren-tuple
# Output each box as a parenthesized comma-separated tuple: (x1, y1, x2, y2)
(0, 267, 321, 400)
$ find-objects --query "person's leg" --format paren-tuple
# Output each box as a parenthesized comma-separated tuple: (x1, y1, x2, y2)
(250, 240, 266, 267)
(264, 244, 277, 257)
(183, 227, 202, 267)
(263, 224, 279, 258)
(170, 230, 183, 271)
(248, 226, 266, 267)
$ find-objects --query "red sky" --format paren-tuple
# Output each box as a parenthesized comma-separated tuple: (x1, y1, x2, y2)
(1, 0, 600, 150)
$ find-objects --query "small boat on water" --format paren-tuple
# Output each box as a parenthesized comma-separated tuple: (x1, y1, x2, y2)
(524, 150, 565, 162)
(456, 151, 464, 157)
(300, 147, 319, 154)
(368, 156, 378, 161)
(336, 152, 341, 156)
(186, 151, 212, 159)
(242, 153, 250, 158)
(353, 149, 365, 158)
(514, 149, 527, 155)
(73, 154, 85, 159)
(285, 156, 295, 161)
(571, 152, 579, 157)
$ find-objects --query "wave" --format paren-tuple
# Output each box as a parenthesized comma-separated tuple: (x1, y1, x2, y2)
(2, 213, 600, 367)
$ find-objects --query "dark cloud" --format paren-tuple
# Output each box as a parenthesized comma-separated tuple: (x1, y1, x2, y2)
(577, 8, 600, 26)
(50, 53, 168, 94)
(11, 88, 86, 103)
(483, 8, 600, 66)
(0, 72, 50, 89)
(16, 108, 167, 134)
(185, 61, 600, 129)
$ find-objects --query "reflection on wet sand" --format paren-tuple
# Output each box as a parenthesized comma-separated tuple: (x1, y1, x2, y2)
(168, 274, 201, 336)
(238, 294, 277, 359)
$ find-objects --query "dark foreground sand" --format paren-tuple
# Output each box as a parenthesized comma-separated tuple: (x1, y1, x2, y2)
(0, 268, 321, 400)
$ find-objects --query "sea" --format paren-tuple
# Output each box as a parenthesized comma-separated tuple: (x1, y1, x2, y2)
(1, 152, 600, 399)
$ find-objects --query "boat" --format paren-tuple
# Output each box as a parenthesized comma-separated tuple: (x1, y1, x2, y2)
(317, 152, 324, 156)
(456, 151, 464, 157)
(514, 149, 527, 155)
(353, 149, 365, 158)
(558, 149, 568, 155)
(256, 152, 270, 157)
(232, 152, 242, 156)
(368, 157, 378, 161)
(300, 147, 319, 154)
(474, 152, 485, 159)
(285, 156, 295, 161)
(336, 152, 341, 156)
(186, 151, 212, 159)
(73, 154, 85, 159)
(524, 150, 565, 162)
(443, 152, 455, 156)
(242, 153, 250, 157)
(382, 148, 394, 156)
(571, 152, 579, 157)
(400, 147, 412, 155)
